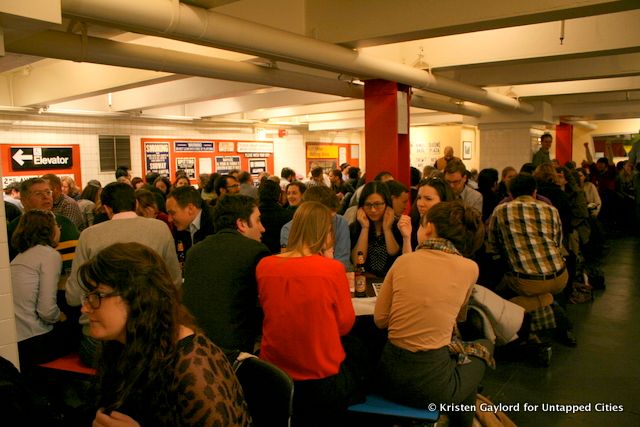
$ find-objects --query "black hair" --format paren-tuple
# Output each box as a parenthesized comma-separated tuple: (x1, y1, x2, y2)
(508, 173, 537, 198)
(167, 186, 202, 209)
(100, 182, 136, 213)
(212, 194, 257, 232)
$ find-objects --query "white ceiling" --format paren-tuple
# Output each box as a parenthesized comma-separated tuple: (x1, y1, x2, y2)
(1, 0, 639, 130)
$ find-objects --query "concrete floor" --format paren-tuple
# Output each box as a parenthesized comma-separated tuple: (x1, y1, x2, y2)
(482, 235, 640, 426)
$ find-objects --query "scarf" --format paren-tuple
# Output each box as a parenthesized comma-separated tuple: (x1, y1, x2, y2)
(416, 237, 461, 256)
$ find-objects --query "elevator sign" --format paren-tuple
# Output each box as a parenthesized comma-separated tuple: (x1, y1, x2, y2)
(11, 147, 73, 170)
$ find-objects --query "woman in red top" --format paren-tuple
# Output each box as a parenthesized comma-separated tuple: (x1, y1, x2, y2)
(257, 201, 363, 426)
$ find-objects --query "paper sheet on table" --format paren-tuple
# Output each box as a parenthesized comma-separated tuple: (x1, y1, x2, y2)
(352, 297, 376, 316)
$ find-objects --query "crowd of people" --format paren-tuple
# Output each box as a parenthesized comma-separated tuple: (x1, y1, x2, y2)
(3, 136, 638, 426)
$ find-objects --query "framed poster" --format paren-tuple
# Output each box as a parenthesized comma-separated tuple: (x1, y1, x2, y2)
(463, 141, 472, 160)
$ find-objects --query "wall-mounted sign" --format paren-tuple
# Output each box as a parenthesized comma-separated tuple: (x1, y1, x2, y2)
(175, 141, 214, 152)
(218, 141, 235, 152)
(237, 142, 273, 153)
(215, 156, 241, 174)
(307, 145, 339, 159)
(145, 142, 170, 176)
(176, 157, 196, 179)
(2, 175, 39, 187)
(244, 153, 271, 158)
(10, 147, 73, 170)
(249, 159, 267, 175)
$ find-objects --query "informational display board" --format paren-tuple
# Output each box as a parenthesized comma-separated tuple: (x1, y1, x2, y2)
(140, 138, 274, 183)
(1, 144, 82, 188)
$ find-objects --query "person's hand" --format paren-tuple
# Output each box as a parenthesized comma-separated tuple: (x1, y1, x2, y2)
(93, 410, 141, 427)
(583, 142, 589, 147)
(397, 214, 412, 238)
(382, 207, 395, 230)
(356, 208, 370, 229)
(58, 312, 67, 322)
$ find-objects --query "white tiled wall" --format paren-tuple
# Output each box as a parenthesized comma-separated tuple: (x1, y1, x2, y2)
(0, 115, 316, 186)
(0, 171, 19, 369)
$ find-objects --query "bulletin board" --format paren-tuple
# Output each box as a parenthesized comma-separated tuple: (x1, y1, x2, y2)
(140, 138, 274, 183)
(305, 142, 360, 174)
(0, 143, 82, 188)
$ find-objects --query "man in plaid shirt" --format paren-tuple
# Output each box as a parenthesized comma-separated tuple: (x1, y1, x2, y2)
(488, 173, 574, 345)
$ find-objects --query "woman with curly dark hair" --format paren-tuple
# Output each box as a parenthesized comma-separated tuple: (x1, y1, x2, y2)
(11, 210, 74, 370)
(79, 242, 251, 427)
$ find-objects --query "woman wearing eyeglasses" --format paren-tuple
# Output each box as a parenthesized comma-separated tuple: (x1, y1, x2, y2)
(10, 210, 74, 371)
(350, 181, 412, 278)
(79, 242, 251, 427)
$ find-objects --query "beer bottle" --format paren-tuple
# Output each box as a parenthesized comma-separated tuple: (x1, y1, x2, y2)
(355, 251, 367, 298)
(177, 240, 186, 272)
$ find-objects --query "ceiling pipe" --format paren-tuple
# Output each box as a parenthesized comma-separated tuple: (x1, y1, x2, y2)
(6, 30, 483, 117)
(60, 0, 534, 113)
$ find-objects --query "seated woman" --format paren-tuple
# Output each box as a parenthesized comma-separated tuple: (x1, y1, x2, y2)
(78, 242, 251, 427)
(285, 181, 306, 212)
(257, 202, 363, 426)
(11, 210, 74, 370)
(350, 181, 411, 278)
(374, 201, 488, 427)
(134, 188, 171, 229)
(410, 176, 454, 249)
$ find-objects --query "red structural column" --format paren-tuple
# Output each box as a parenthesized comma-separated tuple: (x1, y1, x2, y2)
(555, 123, 573, 165)
(364, 79, 411, 186)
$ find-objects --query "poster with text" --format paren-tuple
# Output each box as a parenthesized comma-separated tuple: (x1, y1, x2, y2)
(145, 142, 170, 176)
(215, 156, 241, 174)
(249, 158, 267, 175)
(176, 157, 196, 179)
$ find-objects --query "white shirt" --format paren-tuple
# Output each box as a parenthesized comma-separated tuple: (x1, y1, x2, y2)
(11, 245, 62, 341)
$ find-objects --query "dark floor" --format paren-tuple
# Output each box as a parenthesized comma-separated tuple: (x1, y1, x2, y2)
(482, 234, 640, 426)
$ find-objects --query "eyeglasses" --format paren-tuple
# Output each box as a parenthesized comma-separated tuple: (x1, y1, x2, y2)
(364, 201, 386, 210)
(81, 290, 120, 309)
(30, 189, 53, 198)
(226, 184, 240, 189)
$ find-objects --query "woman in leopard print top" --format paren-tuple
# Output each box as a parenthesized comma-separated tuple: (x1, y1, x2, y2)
(79, 242, 252, 427)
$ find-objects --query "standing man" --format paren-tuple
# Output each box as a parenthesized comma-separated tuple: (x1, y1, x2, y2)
(434, 146, 460, 171)
(42, 174, 85, 231)
(444, 160, 483, 214)
(487, 174, 575, 346)
(166, 186, 215, 254)
(65, 182, 182, 365)
(183, 195, 270, 353)
(532, 133, 553, 167)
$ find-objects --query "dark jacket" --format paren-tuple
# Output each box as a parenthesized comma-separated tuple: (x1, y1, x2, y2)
(258, 200, 293, 254)
(183, 229, 270, 353)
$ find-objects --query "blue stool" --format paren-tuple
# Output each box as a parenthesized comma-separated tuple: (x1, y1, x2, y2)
(348, 394, 440, 423)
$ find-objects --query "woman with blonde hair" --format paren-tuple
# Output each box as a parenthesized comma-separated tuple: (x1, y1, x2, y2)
(256, 201, 364, 426)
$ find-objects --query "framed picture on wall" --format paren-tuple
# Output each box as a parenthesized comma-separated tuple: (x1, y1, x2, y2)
(463, 140, 472, 160)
